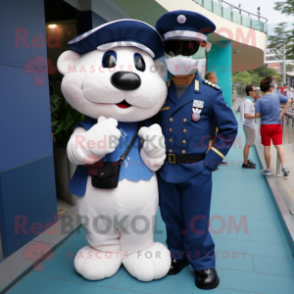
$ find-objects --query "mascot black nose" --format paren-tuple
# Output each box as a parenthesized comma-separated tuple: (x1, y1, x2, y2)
(111, 72, 141, 90)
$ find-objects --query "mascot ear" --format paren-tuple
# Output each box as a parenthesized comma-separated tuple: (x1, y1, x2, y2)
(154, 60, 167, 80)
(57, 50, 81, 75)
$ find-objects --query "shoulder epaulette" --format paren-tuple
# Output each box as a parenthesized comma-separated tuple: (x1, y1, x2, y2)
(203, 79, 220, 90)
(167, 79, 171, 87)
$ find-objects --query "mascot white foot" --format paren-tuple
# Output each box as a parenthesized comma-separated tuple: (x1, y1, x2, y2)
(74, 245, 122, 280)
(123, 242, 171, 282)
(57, 19, 171, 281)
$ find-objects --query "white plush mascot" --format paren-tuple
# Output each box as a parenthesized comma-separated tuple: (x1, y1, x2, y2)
(57, 19, 170, 282)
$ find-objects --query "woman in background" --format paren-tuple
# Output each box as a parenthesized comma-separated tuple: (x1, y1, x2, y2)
(255, 77, 291, 177)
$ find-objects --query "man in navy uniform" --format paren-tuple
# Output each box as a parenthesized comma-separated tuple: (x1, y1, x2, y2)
(156, 11, 238, 289)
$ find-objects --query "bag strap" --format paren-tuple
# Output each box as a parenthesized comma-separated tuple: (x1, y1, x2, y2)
(119, 121, 145, 163)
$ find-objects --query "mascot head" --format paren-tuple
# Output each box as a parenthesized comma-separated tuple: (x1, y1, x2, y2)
(57, 19, 166, 122)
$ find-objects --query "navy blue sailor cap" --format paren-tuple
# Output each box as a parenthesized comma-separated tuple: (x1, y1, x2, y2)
(156, 10, 216, 42)
(68, 19, 164, 59)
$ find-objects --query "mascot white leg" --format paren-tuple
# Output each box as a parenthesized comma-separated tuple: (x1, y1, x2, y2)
(74, 176, 170, 281)
(74, 177, 122, 280)
(120, 176, 171, 282)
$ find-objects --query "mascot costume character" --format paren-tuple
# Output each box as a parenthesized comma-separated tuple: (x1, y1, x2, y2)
(155, 11, 238, 289)
(57, 19, 171, 282)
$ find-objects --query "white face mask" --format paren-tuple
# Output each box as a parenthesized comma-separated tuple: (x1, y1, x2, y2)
(165, 51, 199, 76)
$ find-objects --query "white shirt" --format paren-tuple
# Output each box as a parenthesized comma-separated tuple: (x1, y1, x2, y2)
(287, 91, 293, 100)
(243, 97, 256, 129)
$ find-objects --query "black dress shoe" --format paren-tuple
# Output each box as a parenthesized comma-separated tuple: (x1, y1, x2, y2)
(168, 259, 190, 275)
(195, 268, 220, 290)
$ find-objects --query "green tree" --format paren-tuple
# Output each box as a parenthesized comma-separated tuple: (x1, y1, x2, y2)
(254, 65, 282, 78)
(274, 0, 294, 15)
(248, 72, 263, 86)
(232, 71, 252, 95)
(233, 66, 282, 94)
(253, 66, 283, 85)
(272, 1, 294, 61)
(286, 64, 294, 71)
(247, 66, 280, 86)
(232, 71, 252, 84)
(268, 22, 294, 60)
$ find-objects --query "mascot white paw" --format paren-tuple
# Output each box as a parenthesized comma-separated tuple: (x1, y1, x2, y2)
(74, 246, 122, 280)
(123, 242, 171, 282)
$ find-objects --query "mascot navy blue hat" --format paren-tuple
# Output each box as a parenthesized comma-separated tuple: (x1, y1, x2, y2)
(57, 19, 170, 283)
(156, 10, 216, 42)
(68, 19, 164, 59)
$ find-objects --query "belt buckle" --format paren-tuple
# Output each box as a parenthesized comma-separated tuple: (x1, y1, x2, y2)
(168, 153, 176, 164)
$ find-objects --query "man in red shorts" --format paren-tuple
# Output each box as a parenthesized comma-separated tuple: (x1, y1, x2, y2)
(255, 77, 292, 177)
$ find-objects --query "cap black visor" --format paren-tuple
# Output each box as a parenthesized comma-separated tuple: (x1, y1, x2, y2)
(164, 40, 200, 56)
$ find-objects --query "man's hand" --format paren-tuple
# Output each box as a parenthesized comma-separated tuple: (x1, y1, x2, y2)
(279, 99, 292, 122)
(244, 113, 255, 119)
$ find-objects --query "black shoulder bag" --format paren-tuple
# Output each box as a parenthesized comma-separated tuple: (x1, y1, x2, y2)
(88, 121, 145, 189)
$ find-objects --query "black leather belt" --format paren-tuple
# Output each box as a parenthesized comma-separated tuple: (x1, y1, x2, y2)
(166, 153, 206, 164)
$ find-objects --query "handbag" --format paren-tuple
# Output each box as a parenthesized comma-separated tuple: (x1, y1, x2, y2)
(88, 121, 145, 189)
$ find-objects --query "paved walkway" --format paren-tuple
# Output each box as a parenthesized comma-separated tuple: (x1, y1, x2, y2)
(8, 113, 294, 294)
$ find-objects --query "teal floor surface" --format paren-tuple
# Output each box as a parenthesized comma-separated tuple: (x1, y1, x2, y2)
(8, 113, 294, 294)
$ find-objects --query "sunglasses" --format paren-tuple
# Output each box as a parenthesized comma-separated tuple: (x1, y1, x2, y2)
(164, 40, 200, 57)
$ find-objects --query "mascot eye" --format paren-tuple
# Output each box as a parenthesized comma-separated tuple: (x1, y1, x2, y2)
(134, 53, 145, 72)
(102, 51, 117, 68)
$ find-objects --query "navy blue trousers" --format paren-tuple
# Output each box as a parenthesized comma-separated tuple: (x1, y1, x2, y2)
(158, 167, 215, 271)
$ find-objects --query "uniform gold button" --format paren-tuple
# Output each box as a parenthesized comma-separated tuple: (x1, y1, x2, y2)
(169, 128, 172, 132)
(183, 129, 187, 133)
(182, 150, 186, 154)
(169, 149, 173, 153)
(182, 140, 186, 144)
(100, 172, 104, 176)
(169, 138, 173, 142)
(183, 118, 187, 122)
(170, 118, 173, 122)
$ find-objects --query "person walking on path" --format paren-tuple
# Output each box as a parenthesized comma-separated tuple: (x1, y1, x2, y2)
(280, 84, 286, 95)
(257, 7, 261, 20)
(283, 86, 289, 97)
(255, 77, 291, 177)
(242, 85, 258, 169)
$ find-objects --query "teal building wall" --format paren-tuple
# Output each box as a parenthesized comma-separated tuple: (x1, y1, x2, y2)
(207, 41, 232, 107)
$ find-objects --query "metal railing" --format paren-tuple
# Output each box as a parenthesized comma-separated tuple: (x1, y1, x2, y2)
(282, 109, 294, 150)
(220, 0, 268, 23)
(276, 107, 294, 176)
(194, 0, 268, 33)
